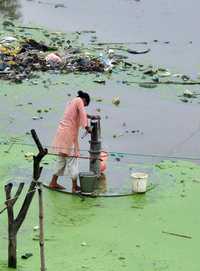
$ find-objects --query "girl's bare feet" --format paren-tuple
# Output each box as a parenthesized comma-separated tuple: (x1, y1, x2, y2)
(49, 183, 65, 190)
(72, 185, 81, 194)
(49, 174, 65, 190)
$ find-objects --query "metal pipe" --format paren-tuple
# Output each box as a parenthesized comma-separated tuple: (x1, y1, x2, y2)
(89, 119, 102, 175)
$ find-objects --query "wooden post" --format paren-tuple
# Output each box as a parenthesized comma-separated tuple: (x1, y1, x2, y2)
(8, 232, 16, 268)
(4, 129, 47, 268)
(38, 182, 46, 271)
(5, 183, 16, 268)
(5, 182, 24, 268)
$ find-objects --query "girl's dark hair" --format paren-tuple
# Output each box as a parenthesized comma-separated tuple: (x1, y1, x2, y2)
(77, 90, 90, 106)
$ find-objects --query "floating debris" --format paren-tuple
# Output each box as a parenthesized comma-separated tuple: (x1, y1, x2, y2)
(33, 226, 39, 231)
(54, 3, 66, 8)
(180, 98, 188, 103)
(24, 152, 34, 160)
(93, 79, 106, 84)
(81, 242, 87, 247)
(139, 83, 157, 88)
(112, 96, 120, 106)
(152, 75, 160, 82)
(21, 253, 33, 259)
(183, 89, 194, 98)
(46, 52, 62, 68)
(0, 33, 118, 82)
(115, 157, 120, 162)
(118, 256, 126, 261)
(162, 231, 192, 239)
(127, 48, 150, 54)
(32, 116, 40, 120)
(3, 20, 15, 27)
(157, 71, 171, 77)
(95, 98, 103, 102)
(143, 68, 157, 76)
(181, 75, 190, 81)
(131, 205, 144, 209)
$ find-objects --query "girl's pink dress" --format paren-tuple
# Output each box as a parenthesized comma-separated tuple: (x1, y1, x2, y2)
(52, 97, 88, 156)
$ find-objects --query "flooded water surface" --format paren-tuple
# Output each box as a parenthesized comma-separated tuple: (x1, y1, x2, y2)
(0, 0, 200, 157)
(0, 0, 200, 162)
(1, 2, 200, 271)
(4, 0, 200, 74)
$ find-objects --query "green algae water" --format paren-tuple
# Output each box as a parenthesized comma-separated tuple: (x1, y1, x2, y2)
(1, 144, 200, 271)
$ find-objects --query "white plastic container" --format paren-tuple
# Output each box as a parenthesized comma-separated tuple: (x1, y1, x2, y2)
(131, 172, 148, 193)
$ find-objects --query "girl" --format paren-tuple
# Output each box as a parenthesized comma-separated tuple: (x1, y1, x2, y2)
(49, 90, 93, 193)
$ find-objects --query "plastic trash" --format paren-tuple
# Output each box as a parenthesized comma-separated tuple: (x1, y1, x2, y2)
(21, 253, 33, 259)
(183, 89, 194, 98)
(99, 49, 114, 72)
(127, 48, 150, 54)
(112, 97, 120, 106)
(54, 3, 66, 8)
(0, 36, 17, 45)
(46, 52, 62, 68)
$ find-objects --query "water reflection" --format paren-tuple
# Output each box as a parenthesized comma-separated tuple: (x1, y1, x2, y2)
(97, 173, 107, 194)
(0, 0, 21, 19)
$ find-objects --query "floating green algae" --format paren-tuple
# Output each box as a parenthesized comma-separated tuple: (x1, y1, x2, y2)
(1, 141, 200, 271)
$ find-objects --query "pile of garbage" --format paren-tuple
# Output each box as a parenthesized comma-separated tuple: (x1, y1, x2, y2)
(1, 30, 198, 93)
(0, 36, 116, 83)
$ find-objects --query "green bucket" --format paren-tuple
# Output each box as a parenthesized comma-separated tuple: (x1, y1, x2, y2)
(79, 172, 98, 193)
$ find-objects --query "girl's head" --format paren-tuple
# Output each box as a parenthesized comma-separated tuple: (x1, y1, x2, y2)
(77, 90, 90, 107)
